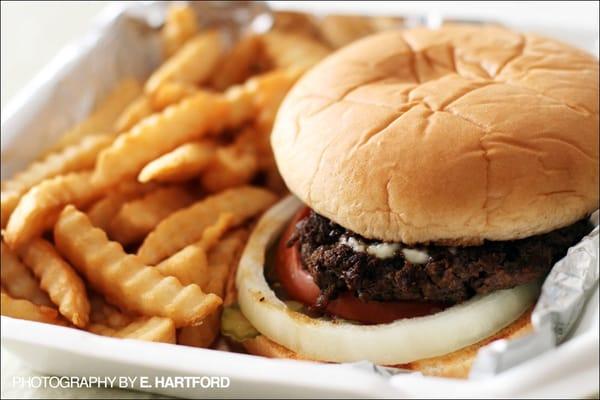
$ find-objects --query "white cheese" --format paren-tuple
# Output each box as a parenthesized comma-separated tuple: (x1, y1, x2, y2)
(366, 243, 400, 259)
(339, 236, 400, 259)
(402, 248, 430, 264)
(339, 236, 366, 253)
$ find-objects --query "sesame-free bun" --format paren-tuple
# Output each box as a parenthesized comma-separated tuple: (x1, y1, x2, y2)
(271, 24, 599, 244)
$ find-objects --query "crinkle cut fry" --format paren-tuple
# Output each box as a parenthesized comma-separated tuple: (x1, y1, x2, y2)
(4, 171, 103, 249)
(108, 186, 195, 245)
(1, 292, 64, 325)
(1, 241, 52, 306)
(18, 238, 90, 327)
(1, 135, 112, 227)
(89, 316, 176, 343)
(177, 229, 248, 347)
(54, 205, 221, 328)
(92, 91, 234, 187)
(137, 186, 277, 265)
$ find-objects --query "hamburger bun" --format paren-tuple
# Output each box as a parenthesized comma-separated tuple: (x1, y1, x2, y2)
(242, 307, 533, 379)
(271, 24, 599, 245)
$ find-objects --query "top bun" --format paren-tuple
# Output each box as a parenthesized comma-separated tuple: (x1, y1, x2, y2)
(272, 24, 599, 245)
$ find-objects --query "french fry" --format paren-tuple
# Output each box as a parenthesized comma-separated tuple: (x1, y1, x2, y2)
(89, 316, 176, 343)
(210, 35, 264, 90)
(155, 213, 234, 286)
(155, 245, 209, 288)
(114, 95, 154, 133)
(318, 15, 375, 48)
(201, 130, 259, 193)
(146, 31, 225, 95)
(54, 205, 222, 327)
(1, 292, 62, 325)
(249, 67, 305, 135)
(259, 31, 330, 69)
(161, 5, 199, 58)
(137, 186, 277, 264)
(18, 238, 90, 327)
(1, 135, 112, 227)
(108, 186, 195, 245)
(202, 146, 258, 193)
(204, 229, 248, 297)
(177, 229, 247, 347)
(138, 141, 216, 183)
(4, 171, 104, 249)
(177, 312, 220, 347)
(272, 11, 323, 40)
(1, 241, 52, 306)
(86, 181, 155, 230)
(47, 78, 142, 153)
(149, 81, 198, 111)
(89, 292, 132, 329)
(92, 91, 234, 187)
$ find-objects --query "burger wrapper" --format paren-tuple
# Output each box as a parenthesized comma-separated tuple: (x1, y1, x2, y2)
(469, 216, 599, 378)
(2, 1, 599, 397)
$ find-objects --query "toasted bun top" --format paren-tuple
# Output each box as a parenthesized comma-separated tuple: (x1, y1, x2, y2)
(271, 24, 599, 244)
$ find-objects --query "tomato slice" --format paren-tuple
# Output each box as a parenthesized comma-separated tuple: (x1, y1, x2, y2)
(275, 207, 447, 325)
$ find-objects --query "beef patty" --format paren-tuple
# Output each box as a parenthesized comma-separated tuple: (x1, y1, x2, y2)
(289, 211, 592, 307)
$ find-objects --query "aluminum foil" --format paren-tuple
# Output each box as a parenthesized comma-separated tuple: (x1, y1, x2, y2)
(470, 214, 599, 378)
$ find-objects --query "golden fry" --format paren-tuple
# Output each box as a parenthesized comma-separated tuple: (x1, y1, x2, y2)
(146, 31, 224, 95)
(161, 5, 199, 58)
(155, 245, 209, 288)
(1, 241, 52, 306)
(318, 15, 375, 48)
(249, 67, 305, 134)
(89, 292, 132, 329)
(201, 131, 259, 193)
(54, 205, 222, 327)
(177, 229, 247, 347)
(204, 229, 248, 297)
(89, 316, 176, 343)
(86, 181, 155, 230)
(210, 35, 263, 90)
(4, 171, 103, 249)
(137, 186, 276, 264)
(155, 212, 234, 287)
(19, 238, 90, 327)
(272, 11, 322, 40)
(138, 141, 216, 183)
(1, 135, 112, 227)
(108, 186, 195, 245)
(259, 31, 330, 69)
(114, 95, 154, 133)
(1, 292, 62, 325)
(150, 81, 198, 111)
(47, 78, 142, 153)
(177, 312, 220, 347)
(92, 91, 233, 187)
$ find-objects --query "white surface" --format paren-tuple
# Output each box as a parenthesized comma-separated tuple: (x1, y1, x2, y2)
(1, 1, 598, 399)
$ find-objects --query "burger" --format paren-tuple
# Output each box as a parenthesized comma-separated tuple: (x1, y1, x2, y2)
(230, 24, 599, 377)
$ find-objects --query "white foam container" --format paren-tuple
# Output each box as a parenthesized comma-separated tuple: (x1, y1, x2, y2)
(2, 2, 599, 398)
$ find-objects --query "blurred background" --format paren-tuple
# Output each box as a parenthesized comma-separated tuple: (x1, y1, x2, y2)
(2, 1, 599, 110)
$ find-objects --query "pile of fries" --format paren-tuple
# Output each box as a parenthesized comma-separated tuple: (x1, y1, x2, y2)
(0, 5, 402, 349)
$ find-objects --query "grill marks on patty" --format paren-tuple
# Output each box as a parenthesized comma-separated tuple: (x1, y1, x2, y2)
(289, 211, 591, 307)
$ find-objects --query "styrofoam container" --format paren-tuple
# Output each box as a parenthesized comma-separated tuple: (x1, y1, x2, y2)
(2, 2, 598, 398)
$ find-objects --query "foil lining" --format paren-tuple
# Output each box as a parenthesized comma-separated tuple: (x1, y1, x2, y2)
(470, 215, 599, 378)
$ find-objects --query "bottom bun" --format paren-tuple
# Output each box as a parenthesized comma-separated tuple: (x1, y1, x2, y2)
(242, 307, 533, 379)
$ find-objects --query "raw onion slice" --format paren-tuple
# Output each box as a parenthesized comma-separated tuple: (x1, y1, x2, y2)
(237, 196, 538, 364)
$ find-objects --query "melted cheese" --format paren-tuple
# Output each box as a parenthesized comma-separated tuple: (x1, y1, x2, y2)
(402, 248, 430, 264)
